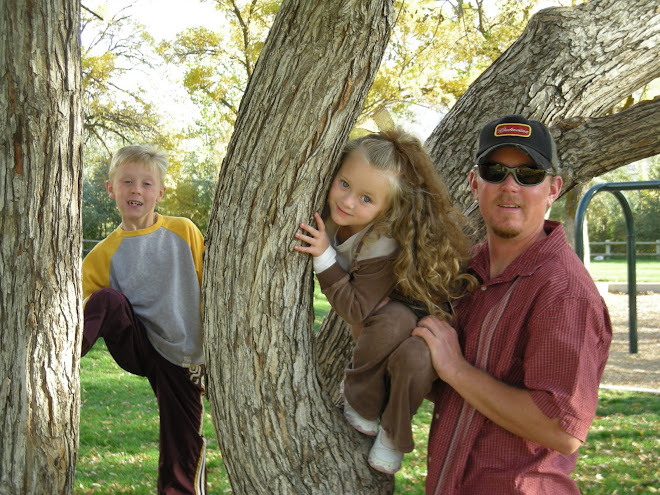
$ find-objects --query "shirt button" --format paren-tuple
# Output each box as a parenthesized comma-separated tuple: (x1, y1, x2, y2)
(481, 286, 487, 291)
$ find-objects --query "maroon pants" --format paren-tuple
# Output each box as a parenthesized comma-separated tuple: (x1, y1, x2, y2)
(83, 288, 207, 495)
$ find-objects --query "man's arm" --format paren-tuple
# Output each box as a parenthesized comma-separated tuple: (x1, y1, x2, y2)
(413, 316, 582, 455)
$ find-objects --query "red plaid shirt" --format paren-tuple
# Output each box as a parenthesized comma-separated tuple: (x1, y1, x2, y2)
(426, 221, 612, 494)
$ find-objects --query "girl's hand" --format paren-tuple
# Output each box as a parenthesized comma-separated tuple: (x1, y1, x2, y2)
(294, 212, 329, 257)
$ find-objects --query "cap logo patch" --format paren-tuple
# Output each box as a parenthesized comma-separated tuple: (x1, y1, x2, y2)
(494, 123, 532, 138)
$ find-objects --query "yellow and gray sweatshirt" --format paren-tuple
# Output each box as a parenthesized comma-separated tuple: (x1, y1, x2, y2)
(82, 215, 204, 367)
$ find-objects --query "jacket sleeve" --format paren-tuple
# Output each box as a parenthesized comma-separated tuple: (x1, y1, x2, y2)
(316, 253, 397, 326)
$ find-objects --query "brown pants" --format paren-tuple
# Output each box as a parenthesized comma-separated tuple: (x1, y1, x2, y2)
(343, 300, 437, 452)
(83, 288, 207, 495)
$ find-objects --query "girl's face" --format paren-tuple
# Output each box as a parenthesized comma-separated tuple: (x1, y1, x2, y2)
(327, 152, 396, 237)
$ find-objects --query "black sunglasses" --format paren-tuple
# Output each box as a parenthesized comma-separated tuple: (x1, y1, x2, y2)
(476, 162, 551, 186)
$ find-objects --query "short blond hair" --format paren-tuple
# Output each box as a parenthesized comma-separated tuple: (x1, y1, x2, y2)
(109, 145, 168, 185)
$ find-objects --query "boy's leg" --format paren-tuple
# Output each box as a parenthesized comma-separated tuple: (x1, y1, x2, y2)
(82, 287, 151, 375)
(148, 358, 207, 495)
(343, 301, 418, 421)
(380, 336, 437, 453)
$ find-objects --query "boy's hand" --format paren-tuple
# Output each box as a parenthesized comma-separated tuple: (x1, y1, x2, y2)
(294, 212, 329, 257)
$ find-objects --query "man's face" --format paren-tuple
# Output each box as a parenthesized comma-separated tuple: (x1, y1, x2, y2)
(470, 146, 562, 242)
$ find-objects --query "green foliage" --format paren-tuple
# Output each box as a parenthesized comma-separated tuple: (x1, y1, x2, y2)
(81, 0, 552, 239)
(364, 0, 537, 123)
(82, 157, 121, 240)
(159, 154, 218, 233)
(162, 0, 539, 136)
(158, 1, 277, 154)
(81, 3, 188, 238)
(584, 156, 660, 249)
(81, 3, 164, 151)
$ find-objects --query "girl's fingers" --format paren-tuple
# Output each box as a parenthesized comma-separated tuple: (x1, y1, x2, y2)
(298, 222, 319, 236)
(314, 212, 326, 232)
(295, 232, 318, 244)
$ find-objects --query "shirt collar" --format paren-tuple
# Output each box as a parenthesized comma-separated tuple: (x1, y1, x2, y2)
(471, 220, 566, 284)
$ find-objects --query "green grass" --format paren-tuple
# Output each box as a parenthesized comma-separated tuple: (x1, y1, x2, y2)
(76, 343, 230, 494)
(76, 274, 657, 492)
(587, 257, 660, 282)
(76, 350, 660, 493)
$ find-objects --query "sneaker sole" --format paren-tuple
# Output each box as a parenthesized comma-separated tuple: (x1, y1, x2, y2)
(344, 413, 378, 436)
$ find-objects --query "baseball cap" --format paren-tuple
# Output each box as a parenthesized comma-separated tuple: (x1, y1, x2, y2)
(475, 115, 559, 173)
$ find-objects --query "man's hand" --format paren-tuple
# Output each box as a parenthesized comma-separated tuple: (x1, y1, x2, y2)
(414, 315, 582, 454)
(412, 315, 467, 385)
(294, 212, 330, 257)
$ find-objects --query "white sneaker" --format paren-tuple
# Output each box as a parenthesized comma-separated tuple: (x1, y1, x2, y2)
(343, 399, 379, 436)
(368, 427, 403, 474)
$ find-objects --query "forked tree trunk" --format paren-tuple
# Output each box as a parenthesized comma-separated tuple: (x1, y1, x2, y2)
(203, 2, 396, 493)
(0, 1, 83, 494)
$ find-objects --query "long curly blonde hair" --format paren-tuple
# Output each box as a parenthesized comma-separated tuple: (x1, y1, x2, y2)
(340, 129, 477, 320)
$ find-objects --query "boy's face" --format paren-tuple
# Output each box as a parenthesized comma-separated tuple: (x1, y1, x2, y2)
(106, 161, 165, 231)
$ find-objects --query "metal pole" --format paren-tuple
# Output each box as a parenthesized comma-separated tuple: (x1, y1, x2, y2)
(574, 180, 660, 354)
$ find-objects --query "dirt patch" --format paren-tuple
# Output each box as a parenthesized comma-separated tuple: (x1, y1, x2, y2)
(597, 284, 660, 392)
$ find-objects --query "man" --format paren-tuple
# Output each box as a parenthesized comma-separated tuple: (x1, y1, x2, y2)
(414, 115, 612, 494)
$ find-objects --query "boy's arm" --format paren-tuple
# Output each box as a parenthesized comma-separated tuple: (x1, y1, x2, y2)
(187, 220, 204, 287)
(81, 251, 111, 309)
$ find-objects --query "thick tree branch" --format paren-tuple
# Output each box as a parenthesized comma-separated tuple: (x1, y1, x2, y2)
(426, 0, 660, 212)
(557, 97, 660, 195)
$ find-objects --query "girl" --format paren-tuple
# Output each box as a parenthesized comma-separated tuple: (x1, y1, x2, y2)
(294, 129, 476, 474)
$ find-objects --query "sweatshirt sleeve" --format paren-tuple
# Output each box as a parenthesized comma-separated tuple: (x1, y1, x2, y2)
(81, 236, 117, 309)
(316, 252, 397, 326)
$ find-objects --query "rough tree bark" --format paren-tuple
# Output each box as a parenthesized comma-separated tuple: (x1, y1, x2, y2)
(316, 0, 660, 415)
(0, 1, 83, 494)
(203, 2, 396, 493)
(426, 0, 660, 212)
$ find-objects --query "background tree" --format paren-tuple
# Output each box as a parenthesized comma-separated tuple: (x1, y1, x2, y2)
(202, 0, 659, 493)
(80, 3, 174, 240)
(164, 0, 539, 134)
(0, 1, 83, 494)
(81, 2, 225, 238)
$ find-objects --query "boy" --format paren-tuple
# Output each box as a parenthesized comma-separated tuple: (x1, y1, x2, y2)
(82, 145, 207, 495)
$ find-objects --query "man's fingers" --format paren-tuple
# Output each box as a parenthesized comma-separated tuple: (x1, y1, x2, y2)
(412, 326, 434, 341)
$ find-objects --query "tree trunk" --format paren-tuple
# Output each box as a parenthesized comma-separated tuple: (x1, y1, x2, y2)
(426, 0, 660, 217)
(316, 311, 353, 405)
(203, 2, 395, 493)
(0, 1, 83, 494)
(203, 0, 660, 492)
